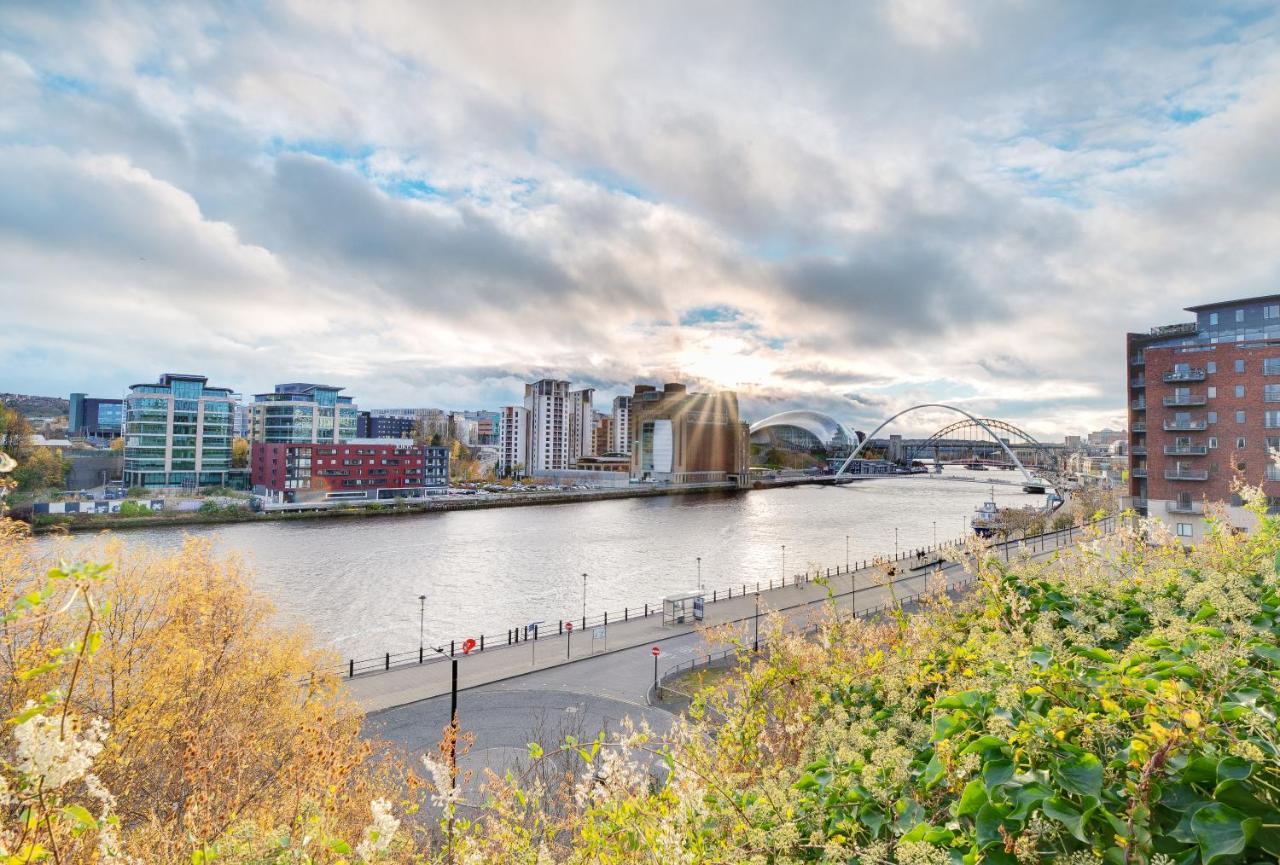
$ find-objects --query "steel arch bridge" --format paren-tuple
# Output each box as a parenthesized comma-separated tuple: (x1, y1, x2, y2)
(904, 417, 1058, 472)
(834, 404, 1053, 484)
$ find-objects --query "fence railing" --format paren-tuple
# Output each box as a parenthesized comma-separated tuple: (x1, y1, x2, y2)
(332, 515, 1119, 679)
(654, 515, 1120, 695)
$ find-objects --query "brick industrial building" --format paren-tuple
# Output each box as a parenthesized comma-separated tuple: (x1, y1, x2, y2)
(627, 383, 750, 486)
(251, 441, 448, 503)
(1126, 294, 1280, 542)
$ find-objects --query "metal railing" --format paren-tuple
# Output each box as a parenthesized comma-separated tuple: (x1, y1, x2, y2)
(1130, 446, 1147, 456)
(1131, 423, 1146, 432)
(1163, 395, 1207, 407)
(1130, 378, 1145, 388)
(1131, 400, 1146, 410)
(1165, 469, 1209, 481)
(1164, 420, 1207, 431)
(1163, 369, 1206, 382)
(655, 516, 1120, 696)
(330, 516, 1120, 681)
(1164, 445, 1208, 456)
(1166, 501, 1204, 514)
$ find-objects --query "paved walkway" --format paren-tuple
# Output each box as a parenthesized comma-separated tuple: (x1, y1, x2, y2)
(351, 523, 1100, 713)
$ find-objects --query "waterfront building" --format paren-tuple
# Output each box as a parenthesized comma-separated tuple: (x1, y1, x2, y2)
(498, 405, 529, 476)
(611, 395, 632, 455)
(464, 410, 500, 445)
(450, 412, 478, 446)
(628, 383, 750, 486)
(68, 392, 123, 439)
(592, 412, 612, 456)
(356, 411, 416, 439)
(525, 379, 570, 472)
(123, 373, 247, 489)
(249, 383, 357, 444)
(1126, 294, 1280, 542)
(567, 387, 596, 461)
(250, 439, 448, 503)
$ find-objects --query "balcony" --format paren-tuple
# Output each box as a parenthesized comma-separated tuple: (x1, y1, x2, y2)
(1131, 355, 1146, 366)
(1164, 445, 1208, 456)
(1131, 400, 1147, 410)
(1150, 322, 1198, 338)
(1166, 500, 1205, 514)
(1164, 419, 1207, 431)
(1131, 467, 1147, 478)
(1130, 377, 1146, 388)
(1163, 395, 1207, 407)
(1165, 469, 1210, 481)
(1163, 368, 1206, 383)
(1132, 422, 1146, 432)
(1130, 446, 1147, 456)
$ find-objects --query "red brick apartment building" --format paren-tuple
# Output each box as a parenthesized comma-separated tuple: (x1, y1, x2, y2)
(251, 441, 449, 503)
(1126, 294, 1280, 543)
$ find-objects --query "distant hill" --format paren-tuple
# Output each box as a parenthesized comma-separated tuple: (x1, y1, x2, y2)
(0, 393, 70, 417)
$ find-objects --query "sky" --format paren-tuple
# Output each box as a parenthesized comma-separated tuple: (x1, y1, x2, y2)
(2, 1, 1279, 438)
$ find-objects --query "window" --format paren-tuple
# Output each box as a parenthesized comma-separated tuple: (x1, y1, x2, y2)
(1236, 359, 1246, 373)
(1237, 411, 1246, 423)
(1267, 411, 1280, 429)
(1177, 523, 1194, 537)
(1237, 437, 1247, 449)
(1266, 384, 1280, 402)
(1208, 411, 1218, 424)
(1207, 361, 1217, 373)
(1267, 436, 1280, 452)
(1208, 386, 1217, 398)
(1208, 436, 1218, 449)
(1210, 312, 1219, 326)
(1269, 465, 1280, 481)
(1266, 305, 1280, 319)
(1266, 359, 1280, 375)
(1236, 309, 1245, 323)
(1236, 385, 1246, 398)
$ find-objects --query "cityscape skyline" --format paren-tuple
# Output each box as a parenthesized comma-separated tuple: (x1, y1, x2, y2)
(4, 3, 1279, 438)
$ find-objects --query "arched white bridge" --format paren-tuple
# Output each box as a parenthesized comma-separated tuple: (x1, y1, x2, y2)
(834, 403, 1047, 485)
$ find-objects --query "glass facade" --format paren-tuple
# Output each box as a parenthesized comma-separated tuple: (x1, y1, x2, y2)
(251, 383, 357, 444)
(123, 373, 247, 490)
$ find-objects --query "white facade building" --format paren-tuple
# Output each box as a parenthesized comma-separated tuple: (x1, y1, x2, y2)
(498, 405, 529, 476)
(525, 379, 569, 471)
(567, 387, 596, 461)
(611, 395, 632, 455)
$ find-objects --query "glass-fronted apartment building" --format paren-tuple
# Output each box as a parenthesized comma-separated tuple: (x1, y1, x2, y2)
(249, 383, 357, 444)
(123, 373, 247, 490)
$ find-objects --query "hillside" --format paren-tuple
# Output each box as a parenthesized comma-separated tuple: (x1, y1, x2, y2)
(0, 392, 69, 417)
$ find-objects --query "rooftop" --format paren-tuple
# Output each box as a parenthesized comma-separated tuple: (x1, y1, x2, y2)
(1184, 293, 1280, 312)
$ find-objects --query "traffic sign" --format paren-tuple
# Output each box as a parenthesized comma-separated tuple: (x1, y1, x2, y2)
(462, 638, 476, 655)
(565, 621, 574, 632)
(651, 646, 660, 657)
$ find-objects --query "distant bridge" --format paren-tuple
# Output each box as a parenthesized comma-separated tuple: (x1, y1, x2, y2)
(835, 404, 1056, 486)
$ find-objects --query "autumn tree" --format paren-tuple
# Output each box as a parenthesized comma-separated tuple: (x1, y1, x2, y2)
(231, 435, 250, 467)
(12, 445, 69, 491)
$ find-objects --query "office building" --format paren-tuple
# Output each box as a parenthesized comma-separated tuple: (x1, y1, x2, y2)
(568, 387, 595, 461)
(68, 393, 123, 439)
(465, 410, 501, 446)
(356, 411, 416, 439)
(249, 383, 357, 444)
(498, 405, 529, 476)
(1126, 294, 1280, 542)
(628, 383, 749, 486)
(611, 395, 632, 455)
(123, 373, 246, 489)
(251, 440, 448, 503)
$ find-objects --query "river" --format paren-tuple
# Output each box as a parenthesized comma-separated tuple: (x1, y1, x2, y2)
(33, 470, 1042, 661)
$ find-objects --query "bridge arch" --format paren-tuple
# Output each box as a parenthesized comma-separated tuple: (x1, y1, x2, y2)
(834, 404, 1040, 483)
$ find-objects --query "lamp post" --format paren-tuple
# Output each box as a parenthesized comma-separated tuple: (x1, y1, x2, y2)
(932, 521, 937, 547)
(418, 594, 426, 662)
(696, 556, 702, 590)
(781, 544, 786, 585)
(581, 572, 588, 627)
(894, 527, 899, 558)
(753, 591, 760, 652)
(845, 534, 849, 572)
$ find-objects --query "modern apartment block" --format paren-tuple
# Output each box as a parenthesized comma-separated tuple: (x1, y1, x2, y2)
(498, 405, 529, 476)
(1126, 294, 1280, 542)
(68, 392, 123, 439)
(525, 379, 570, 472)
(628, 383, 750, 486)
(249, 383, 357, 444)
(611, 395, 632, 455)
(567, 387, 596, 461)
(250, 440, 448, 503)
(592, 412, 612, 455)
(123, 373, 247, 489)
(356, 411, 415, 439)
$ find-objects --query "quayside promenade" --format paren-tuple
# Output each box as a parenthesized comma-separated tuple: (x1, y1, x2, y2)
(349, 517, 1115, 713)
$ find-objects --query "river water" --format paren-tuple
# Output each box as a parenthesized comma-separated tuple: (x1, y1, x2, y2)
(34, 470, 1040, 661)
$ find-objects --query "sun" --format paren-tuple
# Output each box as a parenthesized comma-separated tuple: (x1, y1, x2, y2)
(674, 334, 776, 389)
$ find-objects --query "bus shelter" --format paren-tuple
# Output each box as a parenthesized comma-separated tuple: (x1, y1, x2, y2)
(662, 590, 705, 626)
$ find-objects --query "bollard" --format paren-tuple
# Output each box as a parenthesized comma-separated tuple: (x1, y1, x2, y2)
(713, 590, 717, 602)
(349, 659, 354, 678)
(480, 634, 484, 651)
(508, 629, 512, 646)
(582, 615, 586, 630)
(625, 607, 628, 621)
(385, 652, 390, 671)
(728, 587, 733, 599)
(419, 646, 424, 664)
(645, 602, 649, 617)
(559, 620, 563, 635)
(450, 639, 455, 657)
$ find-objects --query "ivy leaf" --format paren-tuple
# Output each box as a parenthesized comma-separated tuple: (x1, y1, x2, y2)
(1056, 752, 1103, 799)
(956, 779, 987, 817)
(1042, 796, 1089, 843)
(1190, 803, 1259, 865)
(61, 804, 97, 831)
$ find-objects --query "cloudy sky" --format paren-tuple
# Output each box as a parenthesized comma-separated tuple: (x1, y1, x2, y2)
(2, 1, 1279, 437)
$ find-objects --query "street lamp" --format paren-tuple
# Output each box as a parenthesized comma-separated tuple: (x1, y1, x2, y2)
(894, 527, 899, 558)
(845, 534, 849, 572)
(418, 594, 426, 661)
(753, 591, 760, 653)
(932, 521, 937, 548)
(781, 544, 786, 584)
(696, 556, 702, 590)
(581, 572, 588, 627)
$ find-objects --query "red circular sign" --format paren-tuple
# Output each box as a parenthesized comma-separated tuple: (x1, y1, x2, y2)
(651, 646, 660, 657)
(462, 638, 477, 655)
(565, 621, 573, 632)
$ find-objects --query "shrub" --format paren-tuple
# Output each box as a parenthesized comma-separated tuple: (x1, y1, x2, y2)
(116, 500, 150, 517)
